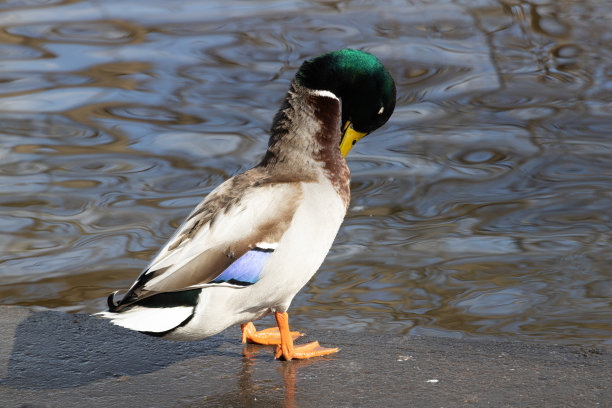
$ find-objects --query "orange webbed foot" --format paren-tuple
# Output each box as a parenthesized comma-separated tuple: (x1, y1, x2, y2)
(273, 312, 339, 361)
(241, 321, 303, 346)
(275, 340, 339, 360)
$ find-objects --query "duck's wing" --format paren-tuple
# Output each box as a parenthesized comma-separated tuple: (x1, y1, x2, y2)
(112, 174, 303, 310)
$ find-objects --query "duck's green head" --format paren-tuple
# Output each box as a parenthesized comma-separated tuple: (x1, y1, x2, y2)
(296, 49, 396, 156)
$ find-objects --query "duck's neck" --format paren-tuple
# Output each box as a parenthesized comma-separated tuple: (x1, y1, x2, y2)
(259, 81, 350, 207)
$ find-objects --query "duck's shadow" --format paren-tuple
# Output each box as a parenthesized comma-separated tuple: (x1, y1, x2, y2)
(3, 310, 235, 389)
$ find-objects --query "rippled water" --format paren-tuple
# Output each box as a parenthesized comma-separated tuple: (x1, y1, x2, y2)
(1, 0, 611, 345)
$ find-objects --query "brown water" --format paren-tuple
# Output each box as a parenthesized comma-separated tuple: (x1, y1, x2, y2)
(1, 0, 610, 345)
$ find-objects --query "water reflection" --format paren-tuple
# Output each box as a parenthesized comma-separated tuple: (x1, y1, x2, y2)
(1, 0, 611, 345)
(239, 343, 317, 408)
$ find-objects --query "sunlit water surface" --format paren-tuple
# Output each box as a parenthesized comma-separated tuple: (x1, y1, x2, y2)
(1, 0, 611, 345)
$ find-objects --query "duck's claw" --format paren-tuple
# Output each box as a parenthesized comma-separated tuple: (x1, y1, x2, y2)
(275, 340, 339, 360)
(273, 311, 339, 361)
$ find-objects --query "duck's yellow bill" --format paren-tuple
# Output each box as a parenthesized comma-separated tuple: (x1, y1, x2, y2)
(340, 121, 368, 157)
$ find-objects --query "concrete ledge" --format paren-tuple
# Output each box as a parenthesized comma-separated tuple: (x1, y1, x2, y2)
(0, 306, 609, 407)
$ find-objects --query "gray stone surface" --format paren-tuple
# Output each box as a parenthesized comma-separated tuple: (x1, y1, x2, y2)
(0, 306, 609, 407)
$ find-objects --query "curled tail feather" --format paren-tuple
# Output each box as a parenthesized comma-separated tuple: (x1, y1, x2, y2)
(107, 291, 122, 312)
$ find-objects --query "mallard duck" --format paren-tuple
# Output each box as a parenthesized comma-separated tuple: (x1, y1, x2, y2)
(97, 49, 396, 360)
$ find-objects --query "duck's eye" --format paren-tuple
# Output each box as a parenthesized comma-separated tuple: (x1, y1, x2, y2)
(378, 106, 384, 115)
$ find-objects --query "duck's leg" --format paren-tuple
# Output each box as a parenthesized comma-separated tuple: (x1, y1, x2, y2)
(274, 312, 339, 360)
(241, 321, 302, 345)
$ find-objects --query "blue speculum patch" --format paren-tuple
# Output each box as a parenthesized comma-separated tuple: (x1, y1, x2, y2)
(213, 249, 272, 285)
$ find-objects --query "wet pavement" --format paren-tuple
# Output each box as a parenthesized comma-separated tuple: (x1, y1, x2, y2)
(0, 306, 609, 407)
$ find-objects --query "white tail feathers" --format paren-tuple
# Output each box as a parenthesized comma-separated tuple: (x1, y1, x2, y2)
(96, 306, 193, 334)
